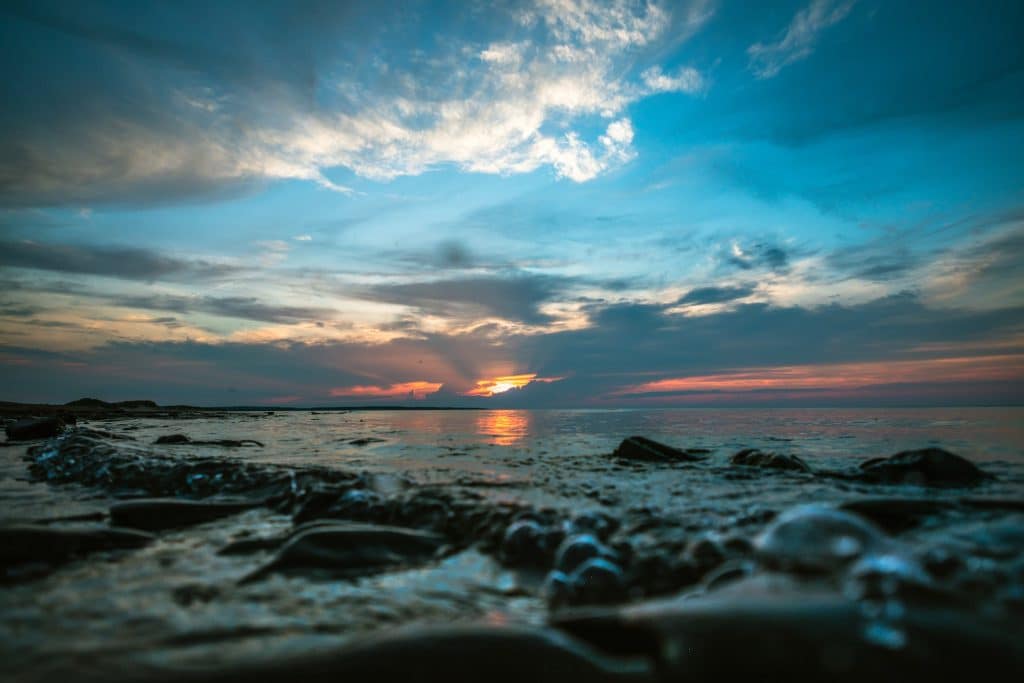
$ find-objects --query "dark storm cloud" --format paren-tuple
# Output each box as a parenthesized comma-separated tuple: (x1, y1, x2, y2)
(677, 284, 756, 305)
(363, 274, 567, 325)
(0, 240, 239, 281)
(114, 294, 334, 324)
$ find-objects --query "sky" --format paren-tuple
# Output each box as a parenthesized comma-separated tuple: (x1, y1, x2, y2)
(0, 0, 1022, 407)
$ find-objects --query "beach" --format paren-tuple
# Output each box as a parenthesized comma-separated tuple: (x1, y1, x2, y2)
(2, 405, 1023, 680)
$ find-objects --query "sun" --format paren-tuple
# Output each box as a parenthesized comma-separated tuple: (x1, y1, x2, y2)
(489, 381, 517, 394)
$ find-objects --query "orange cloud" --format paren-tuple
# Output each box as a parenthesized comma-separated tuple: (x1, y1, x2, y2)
(465, 373, 563, 397)
(617, 354, 1024, 396)
(329, 381, 443, 399)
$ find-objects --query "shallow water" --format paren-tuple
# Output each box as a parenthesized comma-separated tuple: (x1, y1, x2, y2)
(2, 407, 1023, 679)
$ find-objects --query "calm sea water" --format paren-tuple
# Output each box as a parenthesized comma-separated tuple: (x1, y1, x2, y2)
(127, 406, 1024, 464)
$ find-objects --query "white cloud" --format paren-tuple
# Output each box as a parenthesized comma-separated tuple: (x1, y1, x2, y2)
(294, 234, 312, 242)
(748, 0, 856, 79)
(1, 1, 712, 204)
(640, 65, 705, 94)
(235, 1, 710, 187)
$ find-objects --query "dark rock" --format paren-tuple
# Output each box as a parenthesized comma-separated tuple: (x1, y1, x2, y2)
(543, 570, 574, 607)
(754, 504, 892, 573)
(5, 416, 65, 441)
(240, 522, 446, 583)
(612, 436, 703, 463)
(155, 434, 264, 447)
(0, 524, 154, 568)
(858, 448, 989, 487)
(110, 498, 260, 531)
(556, 534, 619, 574)
(99, 624, 653, 683)
(501, 519, 549, 566)
(845, 553, 936, 601)
(702, 560, 756, 592)
(27, 433, 356, 500)
(569, 557, 627, 605)
(155, 434, 191, 444)
(568, 511, 619, 540)
(552, 589, 1024, 680)
(730, 448, 810, 472)
(685, 535, 727, 574)
(839, 498, 952, 533)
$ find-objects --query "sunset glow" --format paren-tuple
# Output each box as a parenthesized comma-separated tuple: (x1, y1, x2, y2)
(329, 381, 443, 400)
(618, 355, 1024, 397)
(465, 374, 563, 397)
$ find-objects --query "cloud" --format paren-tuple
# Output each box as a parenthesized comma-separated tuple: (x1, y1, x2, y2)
(640, 65, 705, 94)
(3, 290, 1021, 406)
(0, 1, 712, 206)
(677, 284, 756, 305)
(0, 239, 239, 281)
(363, 274, 567, 325)
(329, 381, 443, 400)
(114, 294, 336, 325)
(748, 0, 856, 79)
(725, 240, 790, 272)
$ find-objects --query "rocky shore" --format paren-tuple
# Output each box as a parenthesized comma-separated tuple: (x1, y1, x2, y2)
(1, 413, 1023, 681)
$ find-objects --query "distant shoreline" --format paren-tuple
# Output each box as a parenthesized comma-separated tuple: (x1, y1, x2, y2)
(0, 399, 482, 418)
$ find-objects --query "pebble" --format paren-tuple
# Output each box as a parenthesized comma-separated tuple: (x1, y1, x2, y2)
(555, 534, 619, 573)
(754, 504, 891, 573)
(240, 523, 445, 583)
(109, 498, 259, 531)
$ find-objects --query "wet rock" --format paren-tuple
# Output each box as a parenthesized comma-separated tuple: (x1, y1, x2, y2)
(568, 511, 619, 540)
(5, 416, 65, 441)
(543, 569, 574, 607)
(702, 560, 756, 592)
(839, 497, 952, 533)
(845, 553, 936, 601)
(109, 498, 260, 531)
(240, 522, 446, 583)
(552, 589, 1024, 680)
(171, 583, 222, 606)
(556, 534, 619, 574)
(155, 434, 264, 447)
(730, 448, 810, 473)
(331, 489, 384, 520)
(685, 535, 727, 573)
(27, 433, 355, 500)
(754, 504, 892, 573)
(501, 519, 549, 566)
(570, 558, 627, 605)
(921, 547, 964, 580)
(103, 624, 653, 683)
(612, 436, 703, 463)
(858, 447, 989, 487)
(154, 433, 191, 444)
(0, 524, 154, 569)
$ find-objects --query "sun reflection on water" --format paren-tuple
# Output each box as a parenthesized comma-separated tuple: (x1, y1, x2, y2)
(475, 410, 530, 446)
